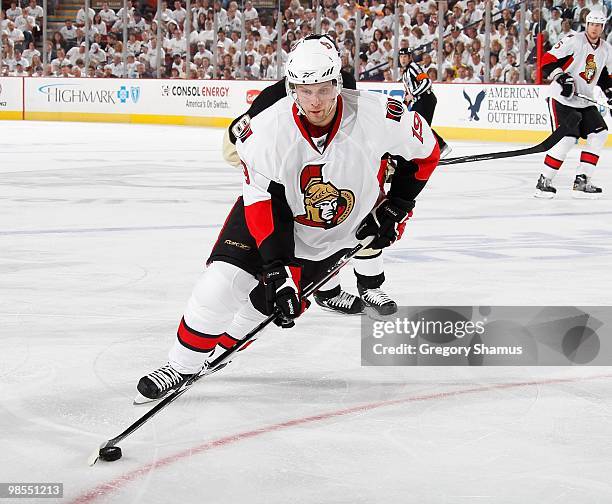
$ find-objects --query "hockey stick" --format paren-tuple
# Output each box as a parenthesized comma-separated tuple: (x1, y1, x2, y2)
(574, 92, 612, 110)
(438, 123, 570, 166)
(88, 242, 364, 466)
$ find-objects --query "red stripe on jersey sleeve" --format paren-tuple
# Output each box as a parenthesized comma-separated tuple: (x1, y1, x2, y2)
(561, 55, 574, 70)
(414, 140, 440, 181)
(244, 198, 275, 247)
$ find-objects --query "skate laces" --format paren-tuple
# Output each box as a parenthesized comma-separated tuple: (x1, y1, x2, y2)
(148, 365, 185, 391)
(326, 290, 358, 309)
(362, 288, 393, 305)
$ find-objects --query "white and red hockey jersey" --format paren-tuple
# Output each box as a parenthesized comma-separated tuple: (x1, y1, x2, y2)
(235, 89, 439, 263)
(542, 32, 612, 107)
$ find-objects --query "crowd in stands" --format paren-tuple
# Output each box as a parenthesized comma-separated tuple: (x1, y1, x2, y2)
(0, 0, 611, 82)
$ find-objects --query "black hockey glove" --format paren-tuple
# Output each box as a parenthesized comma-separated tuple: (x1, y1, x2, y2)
(355, 198, 415, 250)
(555, 72, 575, 98)
(605, 88, 612, 106)
(263, 263, 307, 328)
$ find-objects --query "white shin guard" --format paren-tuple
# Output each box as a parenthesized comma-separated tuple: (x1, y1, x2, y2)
(168, 261, 265, 374)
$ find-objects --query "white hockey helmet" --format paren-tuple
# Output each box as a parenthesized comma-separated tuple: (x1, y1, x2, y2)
(586, 10, 606, 25)
(285, 35, 343, 109)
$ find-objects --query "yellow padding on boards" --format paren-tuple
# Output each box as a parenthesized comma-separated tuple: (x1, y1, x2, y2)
(0, 111, 23, 120)
(24, 111, 233, 128)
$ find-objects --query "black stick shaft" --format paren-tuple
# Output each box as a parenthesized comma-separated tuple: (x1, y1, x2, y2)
(438, 125, 568, 166)
(103, 244, 364, 448)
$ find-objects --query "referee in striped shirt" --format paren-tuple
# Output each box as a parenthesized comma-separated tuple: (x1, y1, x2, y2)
(399, 47, 450, 157)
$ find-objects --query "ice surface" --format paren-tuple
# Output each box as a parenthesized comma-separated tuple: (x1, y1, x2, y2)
(1, 121, 611, 503)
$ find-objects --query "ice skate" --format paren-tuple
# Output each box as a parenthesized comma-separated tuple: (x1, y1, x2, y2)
(135, 364, 194, 404)
(357, 284, 398, 318)
(314, 288, 364, 315)
(572, 174, 602, 199)
(534, 174, 557, 199)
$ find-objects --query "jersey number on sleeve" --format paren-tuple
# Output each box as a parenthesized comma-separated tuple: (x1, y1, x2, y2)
(412, 113, 423, 144)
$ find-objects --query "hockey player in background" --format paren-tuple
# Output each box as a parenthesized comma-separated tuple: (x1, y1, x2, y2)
(399, 47, 450, 158)
(223, 36, 398, 318)
(536, 10, 611, 199)
(136, 36, 440, 402)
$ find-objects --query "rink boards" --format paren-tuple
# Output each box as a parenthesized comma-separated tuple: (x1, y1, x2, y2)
(1, 76, 611, 145)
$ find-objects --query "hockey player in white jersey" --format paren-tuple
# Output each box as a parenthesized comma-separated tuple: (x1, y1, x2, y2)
(136, 36, 440, 402)
(223, 38, 398, 318)
(536, 11, 611, 199)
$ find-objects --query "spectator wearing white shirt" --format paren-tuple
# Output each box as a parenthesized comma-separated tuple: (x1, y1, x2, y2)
(0, 10, 9, 32)
(99, 3, 117, 26)
(116, 0, 134, 23)
(109, 53, 124, 76)
(193, 42, 213, 63)
(6, 21, 25, 50)
(51, 48, 69, 72)
(546, 7, 563, 43)
(76, 6, 95, 25)
(11, 60, 28, 76)
(8, 48, 28, 70)
(127, 33, 142, 55)
(469, 50, 484, 78)
(89, 42, 107, 65)
(172, 0, 187, 26)
(60, 19, 77, 45)
(155, 1, 173, 23)
(361, 16, 375, 43)
(260, 24, 277, 45)
(22, 41, 40, 63)
(6, 2, 22, 21)
(66, 41, 87, 65)
(213, 0, 228, 30)
(225, 8, 242, 33)
(243, 1, 258, 22)
(558, 18, 577, 40)
(216, 29, 232, 51)
(92, 13, 107, 36)
(130, 11, 147, 35)
(25, 0, 43, 23)
(463, 0, 483, 24)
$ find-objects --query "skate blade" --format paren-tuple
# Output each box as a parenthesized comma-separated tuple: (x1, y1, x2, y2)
(534, 189, 555, 199)
(133, 392, 160, 405)
(316, 304, 364, 316)
(572, 191, 602, 200)
(363, 306, 398, 321)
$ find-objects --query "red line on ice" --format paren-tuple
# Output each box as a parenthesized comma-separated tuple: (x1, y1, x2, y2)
(72, 374, 612, 504)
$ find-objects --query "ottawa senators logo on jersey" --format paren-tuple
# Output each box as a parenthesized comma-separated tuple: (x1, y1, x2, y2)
(294, 164, 355, 229)
(579, 54, 597, 84)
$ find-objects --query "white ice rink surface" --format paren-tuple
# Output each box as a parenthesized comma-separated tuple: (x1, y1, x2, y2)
(2, 121, 612, 503)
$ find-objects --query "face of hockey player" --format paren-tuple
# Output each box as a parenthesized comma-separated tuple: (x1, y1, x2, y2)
(295, 80, 338, 127)
(586, 22, 604, 43)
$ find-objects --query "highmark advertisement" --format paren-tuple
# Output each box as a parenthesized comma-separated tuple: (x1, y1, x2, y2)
(23, 78, 271, 124)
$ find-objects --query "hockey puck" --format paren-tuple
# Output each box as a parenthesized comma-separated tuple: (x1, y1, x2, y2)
(99, 446, 122, 462)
